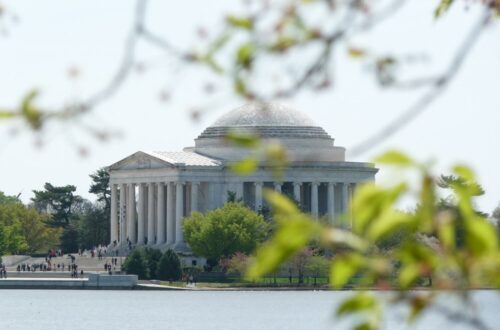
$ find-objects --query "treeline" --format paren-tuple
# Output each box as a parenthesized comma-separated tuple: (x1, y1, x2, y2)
(0, 168, 110, 256)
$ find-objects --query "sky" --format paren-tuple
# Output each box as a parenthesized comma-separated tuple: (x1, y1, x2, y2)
(0, 0, 499, 214)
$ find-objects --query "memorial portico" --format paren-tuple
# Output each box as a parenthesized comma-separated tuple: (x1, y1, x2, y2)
(108, 102, 377, 252)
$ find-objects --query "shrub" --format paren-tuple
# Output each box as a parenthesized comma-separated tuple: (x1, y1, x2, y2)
(123, 249, 149, 280)
(143, 247, 163, 279)
(156, 249, 182, 282)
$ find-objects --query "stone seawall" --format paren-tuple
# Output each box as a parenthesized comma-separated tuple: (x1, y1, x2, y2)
(0, 274, 138, 290)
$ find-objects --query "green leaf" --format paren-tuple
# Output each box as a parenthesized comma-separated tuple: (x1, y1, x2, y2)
(417, 175, 435, 233)
(0, 111, 15, 119)
(234, 78, 248, 97)
(367, 210, 414, 242)
(330, 253, 364, 288)
(229, 157, 258, 175)
(436, 211, 455, 250)
(236, 42, 255, 69)
(373, 150, 414, 167)
(225, 130, 260, 148)
(351, 183, 407, 236)
(348, 47, 367, 58)
(264, 189, 299, 216)
(435, 0, 455, 18)
(21, 89, 43, 130)
(398, 263, 420, 288)
(323, 228, 369, 252)
(246, 214, 318, 279)
(226, 15, 254, 30)
(270, 36, 297, 52)
(336, 292, 377, 316)
(464, 217, 498, 256)
(452, 164, 475, 182)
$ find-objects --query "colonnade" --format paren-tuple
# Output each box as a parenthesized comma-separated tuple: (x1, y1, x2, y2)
(110, 180, 355, 247)
(110, 182, 196, 248)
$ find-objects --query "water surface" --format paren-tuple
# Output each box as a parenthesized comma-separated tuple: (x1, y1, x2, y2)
(2, 290, 498, 329)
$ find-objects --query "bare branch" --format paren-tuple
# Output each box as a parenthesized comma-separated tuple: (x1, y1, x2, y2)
(349, 7, 492, 157)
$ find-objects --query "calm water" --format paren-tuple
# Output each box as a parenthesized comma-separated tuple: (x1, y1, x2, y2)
(1, 290, 499, 329)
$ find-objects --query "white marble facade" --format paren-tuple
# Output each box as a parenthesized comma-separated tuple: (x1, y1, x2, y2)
(108, 103, 377, 252)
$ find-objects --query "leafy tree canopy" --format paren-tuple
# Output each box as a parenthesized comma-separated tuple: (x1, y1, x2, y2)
(183, 202, 268, 266)
(0, 197, 60, 254)
(31, 183, 83, 227)
(89, 168, 111, 210)
(0, 191, 22, 205)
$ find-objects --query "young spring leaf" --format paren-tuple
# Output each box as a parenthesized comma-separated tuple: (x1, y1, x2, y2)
(230, 157, 258, 175)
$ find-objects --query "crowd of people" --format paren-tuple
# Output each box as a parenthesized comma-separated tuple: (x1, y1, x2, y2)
(78, 245, 108, 260)
(2, 244, 123, 279)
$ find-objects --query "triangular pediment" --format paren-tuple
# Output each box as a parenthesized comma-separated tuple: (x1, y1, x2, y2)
(108, 151, 175, 171)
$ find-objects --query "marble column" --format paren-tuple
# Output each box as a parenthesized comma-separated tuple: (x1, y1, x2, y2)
(255, 182, 263, 211)
(126, 183, 136, 243)
(311, 182, 319, 218)
(156, 183, 165, 244)
(137, 184, 145, 245)
(191, 182, 199, 214)
(119, 184, 126, 243)
(147, 183, 155, 245)
(174, 182, 185, 247)
(327, 182, 335, 223)
(166, 182, 175, 245)
(274, 182, 282, 193)
(110, 184, 118, 244)
(342, 182, 349, 217)
(293, 182, 301, 205)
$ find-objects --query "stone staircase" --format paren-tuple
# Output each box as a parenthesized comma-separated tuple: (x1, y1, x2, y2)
(5, 254, 125, 274)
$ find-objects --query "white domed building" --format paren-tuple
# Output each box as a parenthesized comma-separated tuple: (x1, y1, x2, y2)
(108, 103, 377, 252)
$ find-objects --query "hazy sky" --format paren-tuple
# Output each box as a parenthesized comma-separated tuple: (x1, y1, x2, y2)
(0, 0, 499, 213)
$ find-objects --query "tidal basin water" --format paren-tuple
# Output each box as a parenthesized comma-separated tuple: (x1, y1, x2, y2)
(2, 290, 499, 329)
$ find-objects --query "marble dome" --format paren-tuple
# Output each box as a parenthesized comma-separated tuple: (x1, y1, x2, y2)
(194, 102, 343, 162)
(211, 102, 316, 127)
(197, 102, 332, 140)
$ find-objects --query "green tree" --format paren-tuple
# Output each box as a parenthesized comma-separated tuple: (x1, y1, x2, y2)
(32, 183, 83, 227)
(0, 223, 8, 258)
(123, 249, 149, 280)
(0, 197, 60, 254)
(156, 249, 182, 282)
(183, 202, 268, 267)
(144, 247, 163, 280)
(59, 222, 79, 253)
(16, 207, 61, 254)
(77, 205, 109, 249)
(89, 168, 111, 209)
(0, 191, 21, 205)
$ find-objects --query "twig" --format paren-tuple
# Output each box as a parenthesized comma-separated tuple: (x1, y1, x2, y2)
(349, 7, 492, 157)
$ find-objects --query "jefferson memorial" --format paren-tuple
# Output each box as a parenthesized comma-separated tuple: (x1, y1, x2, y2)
(108, 103, 377, 252)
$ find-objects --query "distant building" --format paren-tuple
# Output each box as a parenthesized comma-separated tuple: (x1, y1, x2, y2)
(108, 103, 377, 252)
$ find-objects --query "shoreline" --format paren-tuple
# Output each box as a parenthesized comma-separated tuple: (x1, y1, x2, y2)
(0, 277, 496, 291)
